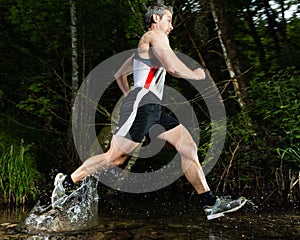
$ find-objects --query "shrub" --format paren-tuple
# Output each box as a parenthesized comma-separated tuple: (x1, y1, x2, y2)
(249, 67, 300, 147)
(205, 67, 300, 204)
(0, 139, 40, 205)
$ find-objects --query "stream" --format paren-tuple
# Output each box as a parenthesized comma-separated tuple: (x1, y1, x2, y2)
(0, 199, 299, 240)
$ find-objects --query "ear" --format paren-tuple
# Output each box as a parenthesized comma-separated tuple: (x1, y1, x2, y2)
(152, 13, 160, 23)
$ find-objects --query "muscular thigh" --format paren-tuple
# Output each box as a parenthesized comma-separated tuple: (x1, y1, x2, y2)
(157, 124, 196, 153)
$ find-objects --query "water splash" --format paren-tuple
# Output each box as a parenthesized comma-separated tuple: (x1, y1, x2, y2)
(18, 176, 99, 233)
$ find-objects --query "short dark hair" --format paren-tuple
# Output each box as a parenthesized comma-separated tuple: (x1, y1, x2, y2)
(144, 4, 173, 29)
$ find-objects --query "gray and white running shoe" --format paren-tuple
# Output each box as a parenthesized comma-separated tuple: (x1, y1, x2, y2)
(204, 196, 247, 220)
(51, 173, 74, 209)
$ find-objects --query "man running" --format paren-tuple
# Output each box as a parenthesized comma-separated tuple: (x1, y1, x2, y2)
(52, 3, 246, 220)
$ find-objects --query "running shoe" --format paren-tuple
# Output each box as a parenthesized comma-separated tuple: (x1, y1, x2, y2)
(51, 173, 74, 208)
(204, 196, 247, 220)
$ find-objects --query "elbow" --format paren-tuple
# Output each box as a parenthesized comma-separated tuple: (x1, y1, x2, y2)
(115, 74, 125, 82)
(114, 72, 119, 80)
(114, 73, 121, 80)
(165, 65, 177, 76)
(115, 76, 120, 83)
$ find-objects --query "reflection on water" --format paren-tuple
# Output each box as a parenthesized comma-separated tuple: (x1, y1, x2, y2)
(0, 196, 299, 239)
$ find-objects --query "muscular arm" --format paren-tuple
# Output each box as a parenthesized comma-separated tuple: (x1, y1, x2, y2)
(150, 30, 205, 80)
(114, 54, 134, 95)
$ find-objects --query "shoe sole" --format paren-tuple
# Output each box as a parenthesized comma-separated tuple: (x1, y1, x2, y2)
(207, 197, 247, 220)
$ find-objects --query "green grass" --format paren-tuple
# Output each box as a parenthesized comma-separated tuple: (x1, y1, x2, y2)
(0, 139, 40, 205)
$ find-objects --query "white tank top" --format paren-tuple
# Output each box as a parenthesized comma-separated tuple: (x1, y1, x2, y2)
(133, 52, 166, 100)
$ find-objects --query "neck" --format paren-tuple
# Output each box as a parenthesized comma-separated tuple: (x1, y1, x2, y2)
(150, 24, 160, 31)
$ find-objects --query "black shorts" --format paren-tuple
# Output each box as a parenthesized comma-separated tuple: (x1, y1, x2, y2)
(114, 88, 179, 142)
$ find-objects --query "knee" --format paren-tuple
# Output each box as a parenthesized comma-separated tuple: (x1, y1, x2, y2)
(177, 140, 198, 159)
(189, 141, 199, 159)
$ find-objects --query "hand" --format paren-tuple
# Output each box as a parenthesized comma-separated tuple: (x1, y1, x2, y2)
(193, 68, 206, 80)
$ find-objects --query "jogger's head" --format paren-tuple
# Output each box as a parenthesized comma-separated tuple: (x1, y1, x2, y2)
(144, 3, 173, 30)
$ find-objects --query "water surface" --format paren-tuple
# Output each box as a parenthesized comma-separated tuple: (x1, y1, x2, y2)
(1, 202, 299, 239)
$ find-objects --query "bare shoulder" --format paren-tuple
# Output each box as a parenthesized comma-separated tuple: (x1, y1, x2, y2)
(139, 30, 169, 47)
(137, 30, 171, 58)
(150, 30, 170, 49)
(142, 29, 165, 38)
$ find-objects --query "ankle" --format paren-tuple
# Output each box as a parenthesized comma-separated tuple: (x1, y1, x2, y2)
(200, 191, 217, 206)
(63, 175, 75, 189)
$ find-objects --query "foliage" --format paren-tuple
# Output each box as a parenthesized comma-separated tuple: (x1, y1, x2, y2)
(249, 67, 300, 147)
(0, 139, 41, 205)
(205, 68, 300, 205)
(276, 147, 300, 171)
(0, 0, 300, 206)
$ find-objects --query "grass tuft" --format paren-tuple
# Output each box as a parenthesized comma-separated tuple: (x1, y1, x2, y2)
(0, 139, 40, 205)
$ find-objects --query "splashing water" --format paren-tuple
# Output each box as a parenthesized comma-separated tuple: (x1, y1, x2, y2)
(18, 176, 99, 233)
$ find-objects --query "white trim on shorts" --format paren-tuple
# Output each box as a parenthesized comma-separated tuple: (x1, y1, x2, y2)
(115, 88, 149, 138)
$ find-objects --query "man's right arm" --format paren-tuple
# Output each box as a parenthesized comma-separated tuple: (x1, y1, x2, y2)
(150, 30, 205, 80)
(114, 54, 134, 96)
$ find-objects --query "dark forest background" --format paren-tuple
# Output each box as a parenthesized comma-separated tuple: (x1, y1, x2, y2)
(0, 0, 299, 208)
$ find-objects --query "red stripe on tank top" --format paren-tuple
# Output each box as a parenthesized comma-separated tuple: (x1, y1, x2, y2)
(144, 65, 158, 89)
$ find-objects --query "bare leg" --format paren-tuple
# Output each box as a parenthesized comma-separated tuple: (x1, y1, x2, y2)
(157, 124, 210, 194)
(71, 135, 139, 183)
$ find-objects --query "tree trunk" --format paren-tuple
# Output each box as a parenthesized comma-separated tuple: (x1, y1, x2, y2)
(127, 0, 145, 31)
(278, 0, 293, 64)
(70, 0, 79, 102)
(244, 4, 269, 73)
(262, 0, 281, 62)
(68, 0, 80, 167)
(209, 0, 247, 108)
